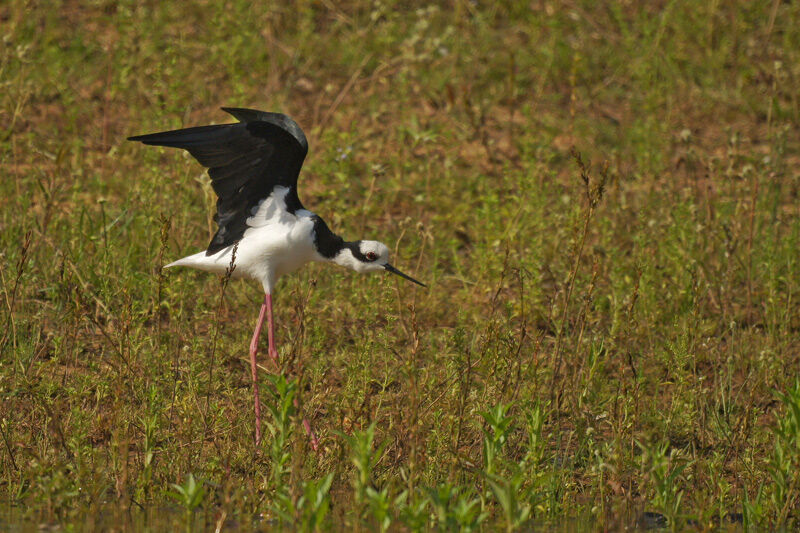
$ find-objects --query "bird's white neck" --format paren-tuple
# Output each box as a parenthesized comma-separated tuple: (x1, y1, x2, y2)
(331, 247, 369, 273)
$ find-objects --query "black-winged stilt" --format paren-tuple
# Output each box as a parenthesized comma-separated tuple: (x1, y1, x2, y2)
(129, 107, 425, 447)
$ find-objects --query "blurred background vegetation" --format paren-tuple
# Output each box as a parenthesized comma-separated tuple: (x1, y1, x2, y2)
(1, 0, 799, 530)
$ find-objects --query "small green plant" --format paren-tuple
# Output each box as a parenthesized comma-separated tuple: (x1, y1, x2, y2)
(366, 485, 392, 532)
(167, 473, 205, 532)
(767, 381, 800, 526)
(263, 374, 307, 527)
(302, 473, 335, 531)
(480, 403, 513, 476)
(485, 471, 532, 533)
(479, 403, 532, 531)
(426, 483, 485, 532)
(272, 473, 334, 531)
(397, 491, 429, 531)
(524, 402, 547, 466)
(521, 402, 563, 519)
(135, 414, 158, 501)
(264, 374, 297, 493)
(168, 473, 205, 510)
(341, 422, 388, 527)
(426, 483, 456, 529)
(451, 491, 486, 532)
(639, 441, 690, 529)
(742, 484, 766, 532)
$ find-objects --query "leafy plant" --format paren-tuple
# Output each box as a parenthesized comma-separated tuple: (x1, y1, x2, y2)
(485, 471, 532, 533)
(480, 403, 514, 476)
(264, 374, 298, 493)
(767, 381, 800, 526)
(168, 473, 205, 511)
(639, 441, 691, 529)
(366, 485, 393, 532)
(136, 414, 159, 501)
(167, 474, 205, 532)
(272, 473, 334, 531)
(340, 422, 389, 527)
(426, 483, 485, 532)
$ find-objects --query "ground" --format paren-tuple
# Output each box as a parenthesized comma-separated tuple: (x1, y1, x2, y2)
(1, 1, 800, 530)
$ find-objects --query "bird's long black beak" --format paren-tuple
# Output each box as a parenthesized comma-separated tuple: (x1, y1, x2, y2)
(384, 264, 426, 287)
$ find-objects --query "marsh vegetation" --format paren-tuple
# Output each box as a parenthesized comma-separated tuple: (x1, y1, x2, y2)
(2, 1, 800, 530)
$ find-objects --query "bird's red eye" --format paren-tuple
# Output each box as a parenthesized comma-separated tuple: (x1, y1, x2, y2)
(366, 251, 378, 261)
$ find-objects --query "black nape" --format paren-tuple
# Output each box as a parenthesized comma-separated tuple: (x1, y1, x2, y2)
(311, 215, 346, 259)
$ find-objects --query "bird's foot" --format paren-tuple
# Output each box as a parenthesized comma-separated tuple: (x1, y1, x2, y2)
(268, 348, 279, 362)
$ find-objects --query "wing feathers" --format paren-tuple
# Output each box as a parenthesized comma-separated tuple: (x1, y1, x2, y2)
(128, 108, 308, 255)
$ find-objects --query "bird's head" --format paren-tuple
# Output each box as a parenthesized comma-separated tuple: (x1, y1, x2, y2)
(333, 240, 426, 287)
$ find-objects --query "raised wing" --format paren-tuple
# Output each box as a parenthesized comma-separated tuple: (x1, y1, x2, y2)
(128, 107, 308, 255)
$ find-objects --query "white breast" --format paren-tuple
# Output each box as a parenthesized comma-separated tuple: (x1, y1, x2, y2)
(165, 186, 318, 293)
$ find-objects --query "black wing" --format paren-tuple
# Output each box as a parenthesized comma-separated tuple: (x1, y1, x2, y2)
(128, 107, 308, 255)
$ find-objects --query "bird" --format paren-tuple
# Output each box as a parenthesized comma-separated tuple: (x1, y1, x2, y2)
(128, 107, 425, 447)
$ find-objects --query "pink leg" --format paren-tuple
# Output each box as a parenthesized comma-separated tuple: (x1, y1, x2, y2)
(265, 294, 278, 362)
(249, 295, 268, 445)
(265, 295, 319, 451)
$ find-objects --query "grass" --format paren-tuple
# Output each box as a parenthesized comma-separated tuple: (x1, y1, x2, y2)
(1, 0, 800, 530)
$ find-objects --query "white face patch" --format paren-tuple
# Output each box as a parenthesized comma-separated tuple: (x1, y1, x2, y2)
(332, 240, 391, 273)
(332, 248, 364, 272)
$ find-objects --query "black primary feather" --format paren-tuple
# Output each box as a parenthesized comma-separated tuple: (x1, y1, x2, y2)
(128, 108, 309, 255)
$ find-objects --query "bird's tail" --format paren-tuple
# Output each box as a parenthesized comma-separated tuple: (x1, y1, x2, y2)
(163, 251, 230, 274)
